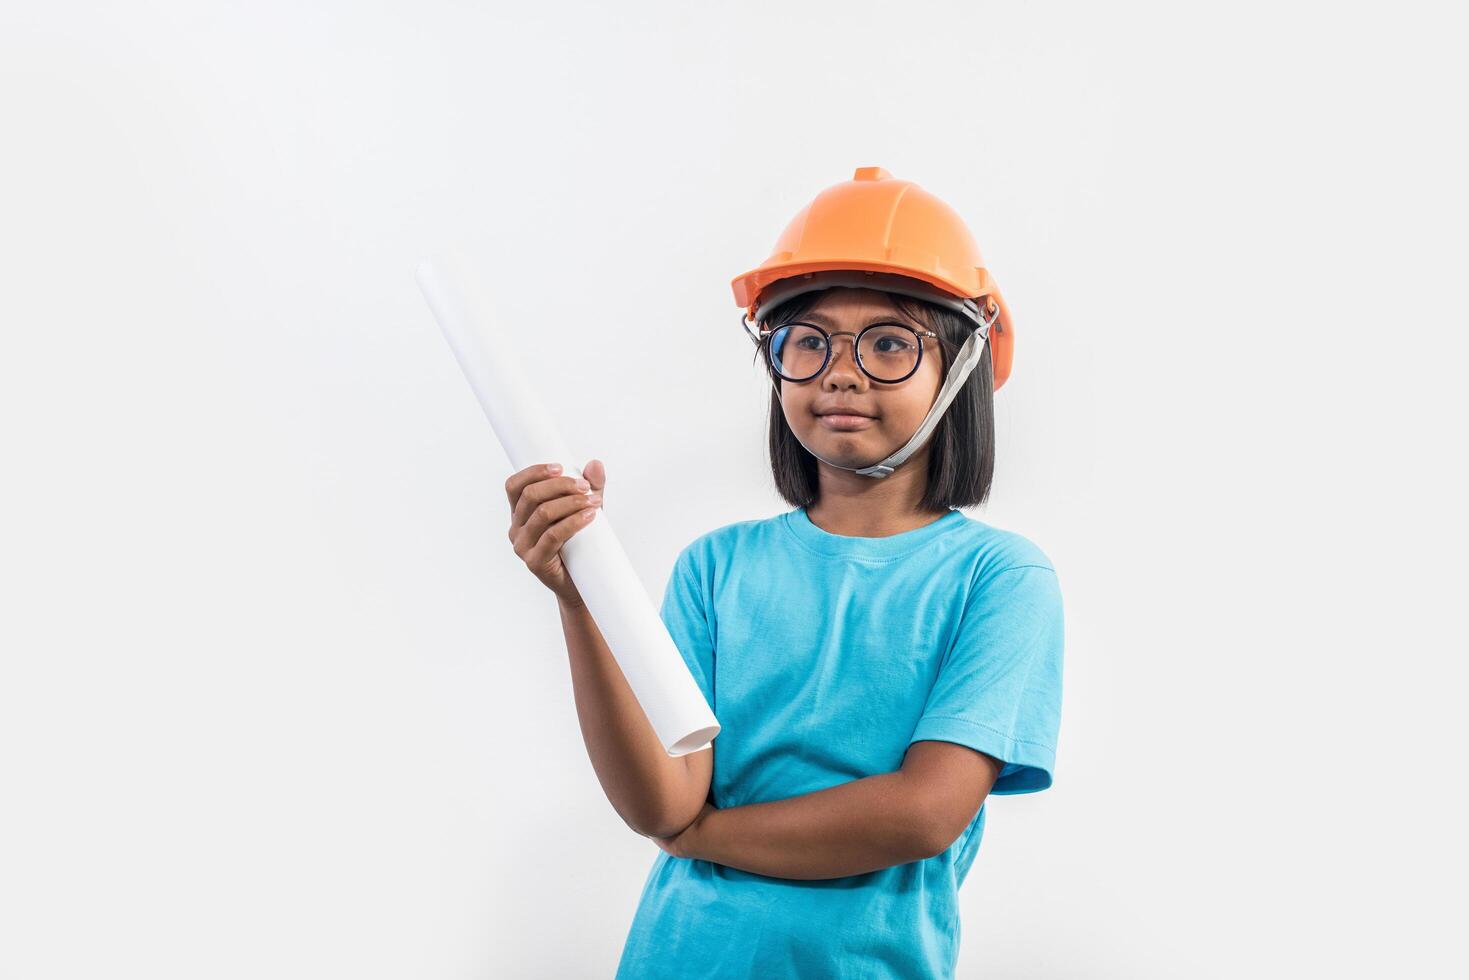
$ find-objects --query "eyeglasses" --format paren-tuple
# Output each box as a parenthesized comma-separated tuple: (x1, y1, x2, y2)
(749, 320, 947, 384)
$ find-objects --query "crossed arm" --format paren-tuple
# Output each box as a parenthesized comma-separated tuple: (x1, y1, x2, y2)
(649, 740, 1003, 880)
(554, 592, 1003, 878)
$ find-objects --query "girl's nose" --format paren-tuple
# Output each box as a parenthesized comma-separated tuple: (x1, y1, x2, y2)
(821, 336, 867, 385)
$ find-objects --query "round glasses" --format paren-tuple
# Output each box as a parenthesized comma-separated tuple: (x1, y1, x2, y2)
(759, 321, 942, 384)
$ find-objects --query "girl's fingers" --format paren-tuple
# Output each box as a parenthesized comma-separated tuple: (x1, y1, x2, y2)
(583, 459, 606, 509)
(505, 462, 561, 510)
(584, 458, 606, 494)
(522, 498, 599, 567)
(511, 473, 593, 530)
(514, 489, 597, 553)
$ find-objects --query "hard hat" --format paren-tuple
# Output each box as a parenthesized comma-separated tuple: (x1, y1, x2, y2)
(731, 166, 1014, 480)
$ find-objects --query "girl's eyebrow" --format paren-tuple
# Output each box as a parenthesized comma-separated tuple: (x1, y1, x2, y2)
(799, 311, 919, 330)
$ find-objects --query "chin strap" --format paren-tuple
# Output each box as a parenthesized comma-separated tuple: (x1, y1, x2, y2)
(766, 305, 996, 479)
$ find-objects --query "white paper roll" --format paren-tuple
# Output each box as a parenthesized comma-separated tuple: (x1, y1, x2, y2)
(416, 255, 720, 757)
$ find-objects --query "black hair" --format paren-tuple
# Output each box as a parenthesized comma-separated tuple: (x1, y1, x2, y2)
(750, 288, 996, 513)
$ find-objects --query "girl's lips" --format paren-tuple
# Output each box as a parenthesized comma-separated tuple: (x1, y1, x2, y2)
(818, 413, 875, 431)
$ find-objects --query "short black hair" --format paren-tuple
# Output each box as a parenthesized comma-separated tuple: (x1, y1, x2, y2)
(750, 289, 996, 512)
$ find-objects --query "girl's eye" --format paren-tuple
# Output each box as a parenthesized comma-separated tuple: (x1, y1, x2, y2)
(868, 331, 916, 354)
(795, 336, 824, 350)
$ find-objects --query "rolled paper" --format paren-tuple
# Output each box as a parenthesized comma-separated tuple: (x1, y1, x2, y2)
(416, 255, 720, 757)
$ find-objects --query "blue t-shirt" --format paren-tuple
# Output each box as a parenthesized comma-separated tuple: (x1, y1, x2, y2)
(615, 505, 1065, 979)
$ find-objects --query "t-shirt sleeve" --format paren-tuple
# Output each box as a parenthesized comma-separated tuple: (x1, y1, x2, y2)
(907, 562, 1065, 795)
(659, 544, 716, 710)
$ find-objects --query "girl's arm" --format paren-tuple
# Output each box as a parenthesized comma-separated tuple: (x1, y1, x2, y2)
(558, 594, 710, 838)
(665, 742, 1001, 879)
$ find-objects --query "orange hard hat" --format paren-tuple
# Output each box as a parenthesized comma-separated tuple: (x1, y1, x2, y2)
(731, 166, 1014, 390)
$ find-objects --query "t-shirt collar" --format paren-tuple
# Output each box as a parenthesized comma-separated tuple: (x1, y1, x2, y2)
(783, 505, 965, 560)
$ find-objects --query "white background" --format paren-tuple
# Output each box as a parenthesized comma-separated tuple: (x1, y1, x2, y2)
(2, 1, 1465, 977)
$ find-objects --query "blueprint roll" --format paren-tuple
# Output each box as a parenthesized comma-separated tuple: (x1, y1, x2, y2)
(415, 255, 720, 757)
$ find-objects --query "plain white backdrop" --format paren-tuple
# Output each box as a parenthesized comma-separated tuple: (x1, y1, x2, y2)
(2, 1, 1464, 977)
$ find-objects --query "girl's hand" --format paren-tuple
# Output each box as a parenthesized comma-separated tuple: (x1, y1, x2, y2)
(651, 801, 717, 859)
(505, 459, 607, 607)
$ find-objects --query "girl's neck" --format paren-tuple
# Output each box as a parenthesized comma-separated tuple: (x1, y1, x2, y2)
(805, 460, 948, 538)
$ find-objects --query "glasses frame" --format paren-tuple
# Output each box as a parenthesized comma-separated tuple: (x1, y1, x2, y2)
(746, 319, 953, 385)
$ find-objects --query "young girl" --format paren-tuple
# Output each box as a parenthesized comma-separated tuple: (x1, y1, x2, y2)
(505, 167, 1064, 978)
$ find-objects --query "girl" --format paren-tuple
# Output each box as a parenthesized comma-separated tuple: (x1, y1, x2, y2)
(505, 167, 1064, 978)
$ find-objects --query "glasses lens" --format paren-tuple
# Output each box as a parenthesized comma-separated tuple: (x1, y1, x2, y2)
(858, 325, 921, 382)
(768, 324, 828, 381)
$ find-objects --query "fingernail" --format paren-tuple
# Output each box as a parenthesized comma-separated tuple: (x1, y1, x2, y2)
(549, 464, 562, 474)
(575, 479, 590, 491)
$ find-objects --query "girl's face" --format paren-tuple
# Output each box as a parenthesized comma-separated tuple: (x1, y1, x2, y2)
(777, 287, 944, 476)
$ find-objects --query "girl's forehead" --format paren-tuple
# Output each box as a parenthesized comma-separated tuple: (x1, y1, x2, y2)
(807, 286, 899, 309)
(805, 287, 905, 317)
